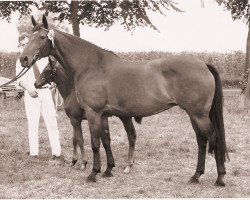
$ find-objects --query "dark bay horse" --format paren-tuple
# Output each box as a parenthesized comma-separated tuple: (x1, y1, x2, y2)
(34, 57, 140, 175)
(20, 15, 229, 186)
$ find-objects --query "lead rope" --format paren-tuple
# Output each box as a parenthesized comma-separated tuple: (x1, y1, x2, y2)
(54, 86, 63, 117)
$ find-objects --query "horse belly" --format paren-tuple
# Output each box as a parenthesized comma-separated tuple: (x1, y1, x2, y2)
(106, 77, 175, 116)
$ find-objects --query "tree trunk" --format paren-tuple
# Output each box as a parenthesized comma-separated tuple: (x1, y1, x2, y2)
(245, 71, 250, 108)
(245, 23, 250, 108)
(245, 23, 250, 72)
(70, 1, 80, 37)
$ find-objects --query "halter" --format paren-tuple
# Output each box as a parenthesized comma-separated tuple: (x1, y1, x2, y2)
(0, 57, 35, 88)
(39, 27, 72, 82)
(41, 62, 57, 84)
(40, 27, 55, 48)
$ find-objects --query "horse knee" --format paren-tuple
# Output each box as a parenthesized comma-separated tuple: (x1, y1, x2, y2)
(101, 136, 111, 150)
(91, 138, 101, 153)
(73, 137, 78, 145)
(76, 137, 84, 146)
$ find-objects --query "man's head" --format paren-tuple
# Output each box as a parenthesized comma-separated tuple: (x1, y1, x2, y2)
(18, 32, 29, 51)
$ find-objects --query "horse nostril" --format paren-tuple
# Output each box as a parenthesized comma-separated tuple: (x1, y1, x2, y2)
(24, 56, 28, 61)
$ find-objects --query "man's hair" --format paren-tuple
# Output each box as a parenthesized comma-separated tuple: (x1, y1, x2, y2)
(18, 32, 29, 44)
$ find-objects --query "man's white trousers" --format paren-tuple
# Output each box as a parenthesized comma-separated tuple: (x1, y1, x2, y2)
(24, 89, 61, 156)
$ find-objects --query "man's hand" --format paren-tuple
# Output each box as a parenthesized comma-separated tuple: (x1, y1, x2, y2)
(27, 89, 38, 98)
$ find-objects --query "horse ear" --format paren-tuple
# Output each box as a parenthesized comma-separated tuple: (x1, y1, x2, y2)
(42, 14, 48, 29)
(48, 56, 56, 66)
(31, 15, 37, 27)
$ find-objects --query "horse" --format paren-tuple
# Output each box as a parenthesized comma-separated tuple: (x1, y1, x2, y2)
(20, 15, 229, 186)
(34, 57, 141, 175)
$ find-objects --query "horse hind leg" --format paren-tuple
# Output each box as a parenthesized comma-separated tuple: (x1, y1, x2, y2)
(70, 118, 87, 170)
(71, 128, 78, 166)
(100, 116, 115, 178)
(191, 114, 226, 186)
(70, 123, 78, 166)
(189, 118, 207, 184)
(76, 124, 88, 170)
(120, 117, 137, 174)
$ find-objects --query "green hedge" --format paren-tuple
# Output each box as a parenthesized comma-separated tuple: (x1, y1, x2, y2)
(0, 51, 245, 88)
(0, 52, 19, 79)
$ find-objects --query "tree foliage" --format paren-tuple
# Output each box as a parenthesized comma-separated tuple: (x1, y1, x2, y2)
(0, 0, 181, 35)
(16, 13, 69, 34)
(215, 0, 249, 22)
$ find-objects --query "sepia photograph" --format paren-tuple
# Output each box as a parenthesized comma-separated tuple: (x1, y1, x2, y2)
(0, 0, 249, 198)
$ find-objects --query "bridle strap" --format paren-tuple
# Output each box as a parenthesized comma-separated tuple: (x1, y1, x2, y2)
(40, 27, 49, 32)
(0, 58, 36, 88)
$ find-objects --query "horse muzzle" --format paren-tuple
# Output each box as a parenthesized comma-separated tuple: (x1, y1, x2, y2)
(20, 53, 39, 68)
(19, 56, 30, 68)
(34, 81, 43, 89)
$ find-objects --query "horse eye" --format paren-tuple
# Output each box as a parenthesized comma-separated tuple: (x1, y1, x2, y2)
(40, 35, 46, 39)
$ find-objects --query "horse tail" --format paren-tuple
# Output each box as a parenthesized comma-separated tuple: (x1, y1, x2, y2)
(134, 117, 142, 124)
(206, 64, 229, 162)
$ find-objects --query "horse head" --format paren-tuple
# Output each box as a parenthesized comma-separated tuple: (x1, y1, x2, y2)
(34, 56, 57, 89)
(20, 15, 53, 68)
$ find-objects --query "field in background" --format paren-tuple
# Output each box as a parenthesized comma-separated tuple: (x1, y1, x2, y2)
(0, 50, 246, 88)
(118, 51, 246, 88)
(0, 95, 249, 198)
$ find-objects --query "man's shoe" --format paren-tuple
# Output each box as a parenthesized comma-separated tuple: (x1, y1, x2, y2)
(52, 155, 64, 161)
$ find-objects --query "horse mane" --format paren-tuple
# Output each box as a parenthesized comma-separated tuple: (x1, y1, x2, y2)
(31, 23, 119, 58)
(55, 29, 120, 58)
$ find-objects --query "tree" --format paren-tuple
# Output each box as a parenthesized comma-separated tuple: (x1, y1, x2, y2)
(0, 0, 181, 37)
(214, 0, 250, 106)
(16, 13, 69, 34)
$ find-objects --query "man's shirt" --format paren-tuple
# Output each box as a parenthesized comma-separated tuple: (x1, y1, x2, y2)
(16, 57, 50, 89)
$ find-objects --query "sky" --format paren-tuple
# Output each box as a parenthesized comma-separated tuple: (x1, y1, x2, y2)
(0, 0, 248, 53)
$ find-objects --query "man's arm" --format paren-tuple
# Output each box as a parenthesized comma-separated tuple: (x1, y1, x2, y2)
(16, 59, 38, 98)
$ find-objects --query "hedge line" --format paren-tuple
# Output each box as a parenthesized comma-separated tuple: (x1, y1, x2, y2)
(0, 51, 245, 88)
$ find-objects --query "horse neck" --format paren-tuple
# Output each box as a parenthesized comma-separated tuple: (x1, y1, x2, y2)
(54, 67, 74, 99)
(52, 30, 117, 76)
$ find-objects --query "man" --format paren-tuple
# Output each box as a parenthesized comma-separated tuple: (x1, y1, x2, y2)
(16, 32, 62, 159)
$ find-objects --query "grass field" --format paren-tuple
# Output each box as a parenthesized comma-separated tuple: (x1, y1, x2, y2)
(0, 95, 249, 198)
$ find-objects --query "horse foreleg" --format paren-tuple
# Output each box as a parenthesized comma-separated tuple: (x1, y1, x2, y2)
(189, 119, 207, 184)
(75, 121, 88, 171)
(85, 106, 102, 182)
(120, 117, 136, 174)
(100, 116, 115, 178)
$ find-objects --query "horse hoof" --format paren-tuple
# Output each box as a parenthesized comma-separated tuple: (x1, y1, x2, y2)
(86, 175, 96, 183)
(102, 171, 113, 178)
(124, 167, 131, 174)
(188, 176, 199, 184)
(214, 180, 226, 187)
(70, 159, 77, 166)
